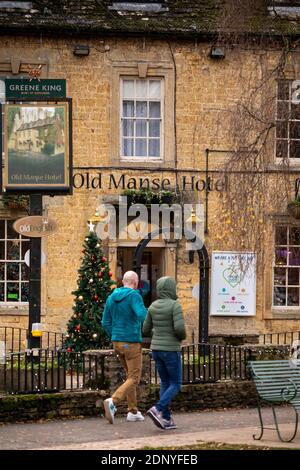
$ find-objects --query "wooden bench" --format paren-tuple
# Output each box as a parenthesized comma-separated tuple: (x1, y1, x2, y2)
(249, 360, 300, 442)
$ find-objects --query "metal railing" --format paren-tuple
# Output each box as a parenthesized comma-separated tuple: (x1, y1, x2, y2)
(150, 343, 252, 385)
(0, 326, 65, 353)
(259, 331, 300, 346)
(0, 349, 102, 394)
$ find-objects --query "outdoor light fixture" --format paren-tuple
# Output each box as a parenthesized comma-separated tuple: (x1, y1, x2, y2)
(209, 46, 225, 59)
(73, 45, 90, 56)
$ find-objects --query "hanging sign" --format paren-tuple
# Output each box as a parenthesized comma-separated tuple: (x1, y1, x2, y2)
(13, 216, 57, 238)
(210, 251, 256, 316)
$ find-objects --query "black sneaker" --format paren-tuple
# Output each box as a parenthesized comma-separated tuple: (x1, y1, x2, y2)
(162, 417, 178, 430)
(146, 406, 165, 429)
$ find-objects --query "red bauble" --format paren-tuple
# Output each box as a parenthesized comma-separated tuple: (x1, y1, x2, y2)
(75, 324, 81, 331)
(67, 347, 72, 352)
(109, 271, 113, 277)
(93, 295, 99, 301)
(101, 257, 107, 262)
(98, 271, 103, 278)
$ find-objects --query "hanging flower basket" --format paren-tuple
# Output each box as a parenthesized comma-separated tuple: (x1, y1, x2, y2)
(287, 200, 300, 219)
(1, 195, 29, 211)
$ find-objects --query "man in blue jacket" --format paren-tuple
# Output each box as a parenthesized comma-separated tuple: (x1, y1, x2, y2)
(102, 270, 147, 424)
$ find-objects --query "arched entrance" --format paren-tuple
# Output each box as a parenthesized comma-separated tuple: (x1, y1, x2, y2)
(133, 228, 209, 343)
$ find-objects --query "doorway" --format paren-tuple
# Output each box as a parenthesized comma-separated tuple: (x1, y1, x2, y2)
(117, 247, 164, 307)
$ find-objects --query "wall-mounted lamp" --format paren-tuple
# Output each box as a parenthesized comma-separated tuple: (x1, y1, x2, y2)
(209, 46, 225, 60)
(73, 45, 90, 56)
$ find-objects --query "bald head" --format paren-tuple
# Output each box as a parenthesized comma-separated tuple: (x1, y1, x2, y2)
(122, 271, 139, 289)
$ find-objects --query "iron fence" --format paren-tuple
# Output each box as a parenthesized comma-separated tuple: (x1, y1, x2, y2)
(0, 349, 102, 394)
(150, 343, 252, 385)
(0, 326, 65, 353)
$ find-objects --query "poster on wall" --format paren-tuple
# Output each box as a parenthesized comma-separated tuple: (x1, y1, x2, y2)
(1, 102, 72, 194)
(210, 251, 256, 316)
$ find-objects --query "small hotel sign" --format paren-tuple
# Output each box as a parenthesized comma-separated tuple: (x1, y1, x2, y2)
(5, 79, 66, 100)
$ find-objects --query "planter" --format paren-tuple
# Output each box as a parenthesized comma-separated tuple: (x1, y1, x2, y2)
(287, 204, 300, 219)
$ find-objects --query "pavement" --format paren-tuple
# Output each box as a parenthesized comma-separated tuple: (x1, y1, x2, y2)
(1, 407, 300, 450)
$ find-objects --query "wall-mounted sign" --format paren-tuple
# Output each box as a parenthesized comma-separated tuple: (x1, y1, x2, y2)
(5, 79, 66, 100)
(1, 101, 72, 194)
(210, 251, 256, 316)
(13, 216, 57, 238)
(24, 249, 46, 267)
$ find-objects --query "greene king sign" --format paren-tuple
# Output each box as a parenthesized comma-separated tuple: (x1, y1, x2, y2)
(5, 79, 66, 100)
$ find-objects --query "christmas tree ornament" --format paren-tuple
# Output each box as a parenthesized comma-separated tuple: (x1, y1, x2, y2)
(78, 295, 83, 301)
(101, 257, 107, 262)
(92, 333, 97, 339)
(67, 347, 72, 353)
(89, 278, 94, 283)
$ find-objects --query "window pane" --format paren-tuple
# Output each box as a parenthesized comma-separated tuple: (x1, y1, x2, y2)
(290, 122, 300, 139)
(122, 119, 134, 137)
(276, 139, 288, 159)
(123, 101, 134, 117)
(289, 227, 300, 245)
(287, 287, 299, 306)
(276, 121, 288, 138)
(274, 267, 286, 285)
(7, 220, 18, 239)
(274, 287, 286, 306)
(275, 247, 287, 265)
(289, 247, 300, 266)
(0, 263, 4, 281)
(291, 103, 300, 120)
(136, 120, 147, 137)
(0, 283, 4, 301)
(123, 80, 134, 99)
(149, 102, 161, 118)
(21, 283, 29, 302)
(277, 81, 290, 100)
(277, 101, 289, 119)
(136, 80, 147, 98)
(288, 268, 299, 285)
(149, 120, 160, 137)
(135, 139, 147, 156)
(0, 242, 5, 261)
(21, 241, 30, 258)
(0, 220, 5, 239)
(149, 139, 160, 157)
(21, 263, 29, 280)
(123, 139, 134, 157)
(136, 101, 147, 118)
(149, 80, 161, 99)
(7, 282, 19, 302)
(7, 263, 19, 281)
(275, 226, 287, 245)
(7, 241, 20, 260)
(290, 140, 300, 158)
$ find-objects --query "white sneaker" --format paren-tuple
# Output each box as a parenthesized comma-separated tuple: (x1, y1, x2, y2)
(103, 398, 117, 424)
(126, 411, 145, 422)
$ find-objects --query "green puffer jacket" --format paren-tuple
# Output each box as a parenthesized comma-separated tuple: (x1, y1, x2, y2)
(143, 276, 186, 352)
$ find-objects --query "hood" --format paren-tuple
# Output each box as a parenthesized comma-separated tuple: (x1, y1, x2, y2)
(110, 287, 135, 303)
(156, 277, 177, 300)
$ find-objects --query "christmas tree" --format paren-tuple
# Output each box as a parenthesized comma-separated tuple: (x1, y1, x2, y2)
(64, 231, 115, 352)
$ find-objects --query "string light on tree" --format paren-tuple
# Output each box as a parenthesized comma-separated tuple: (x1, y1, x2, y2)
(64, 231, 115, 352)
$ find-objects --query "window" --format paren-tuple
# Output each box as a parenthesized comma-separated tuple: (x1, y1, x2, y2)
(273, 225, 300, 307)
(276, 80, 300, 162)
(0, 220, 29, 304)
(121, 78, 163, 159)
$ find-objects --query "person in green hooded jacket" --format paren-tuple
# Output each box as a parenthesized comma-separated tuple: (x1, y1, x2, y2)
(143, 276, 186, 430)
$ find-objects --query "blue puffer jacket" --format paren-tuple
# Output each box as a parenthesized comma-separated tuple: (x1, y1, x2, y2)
(102, 287, 147, 343)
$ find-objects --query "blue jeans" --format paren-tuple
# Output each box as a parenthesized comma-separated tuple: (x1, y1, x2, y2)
(152, 350, 182, 420)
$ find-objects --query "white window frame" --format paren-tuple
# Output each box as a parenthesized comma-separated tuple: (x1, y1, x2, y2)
(120, 77, 164, 161)
(0, 219, 29, 305)
(275, 79, 300, 164)
(272, 225, 300, 309)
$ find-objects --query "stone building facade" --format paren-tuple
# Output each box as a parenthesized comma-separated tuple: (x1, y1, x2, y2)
(0, 1, 300, 342)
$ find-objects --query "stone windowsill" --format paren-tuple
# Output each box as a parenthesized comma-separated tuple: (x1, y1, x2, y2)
(271, 308, 300, 319)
